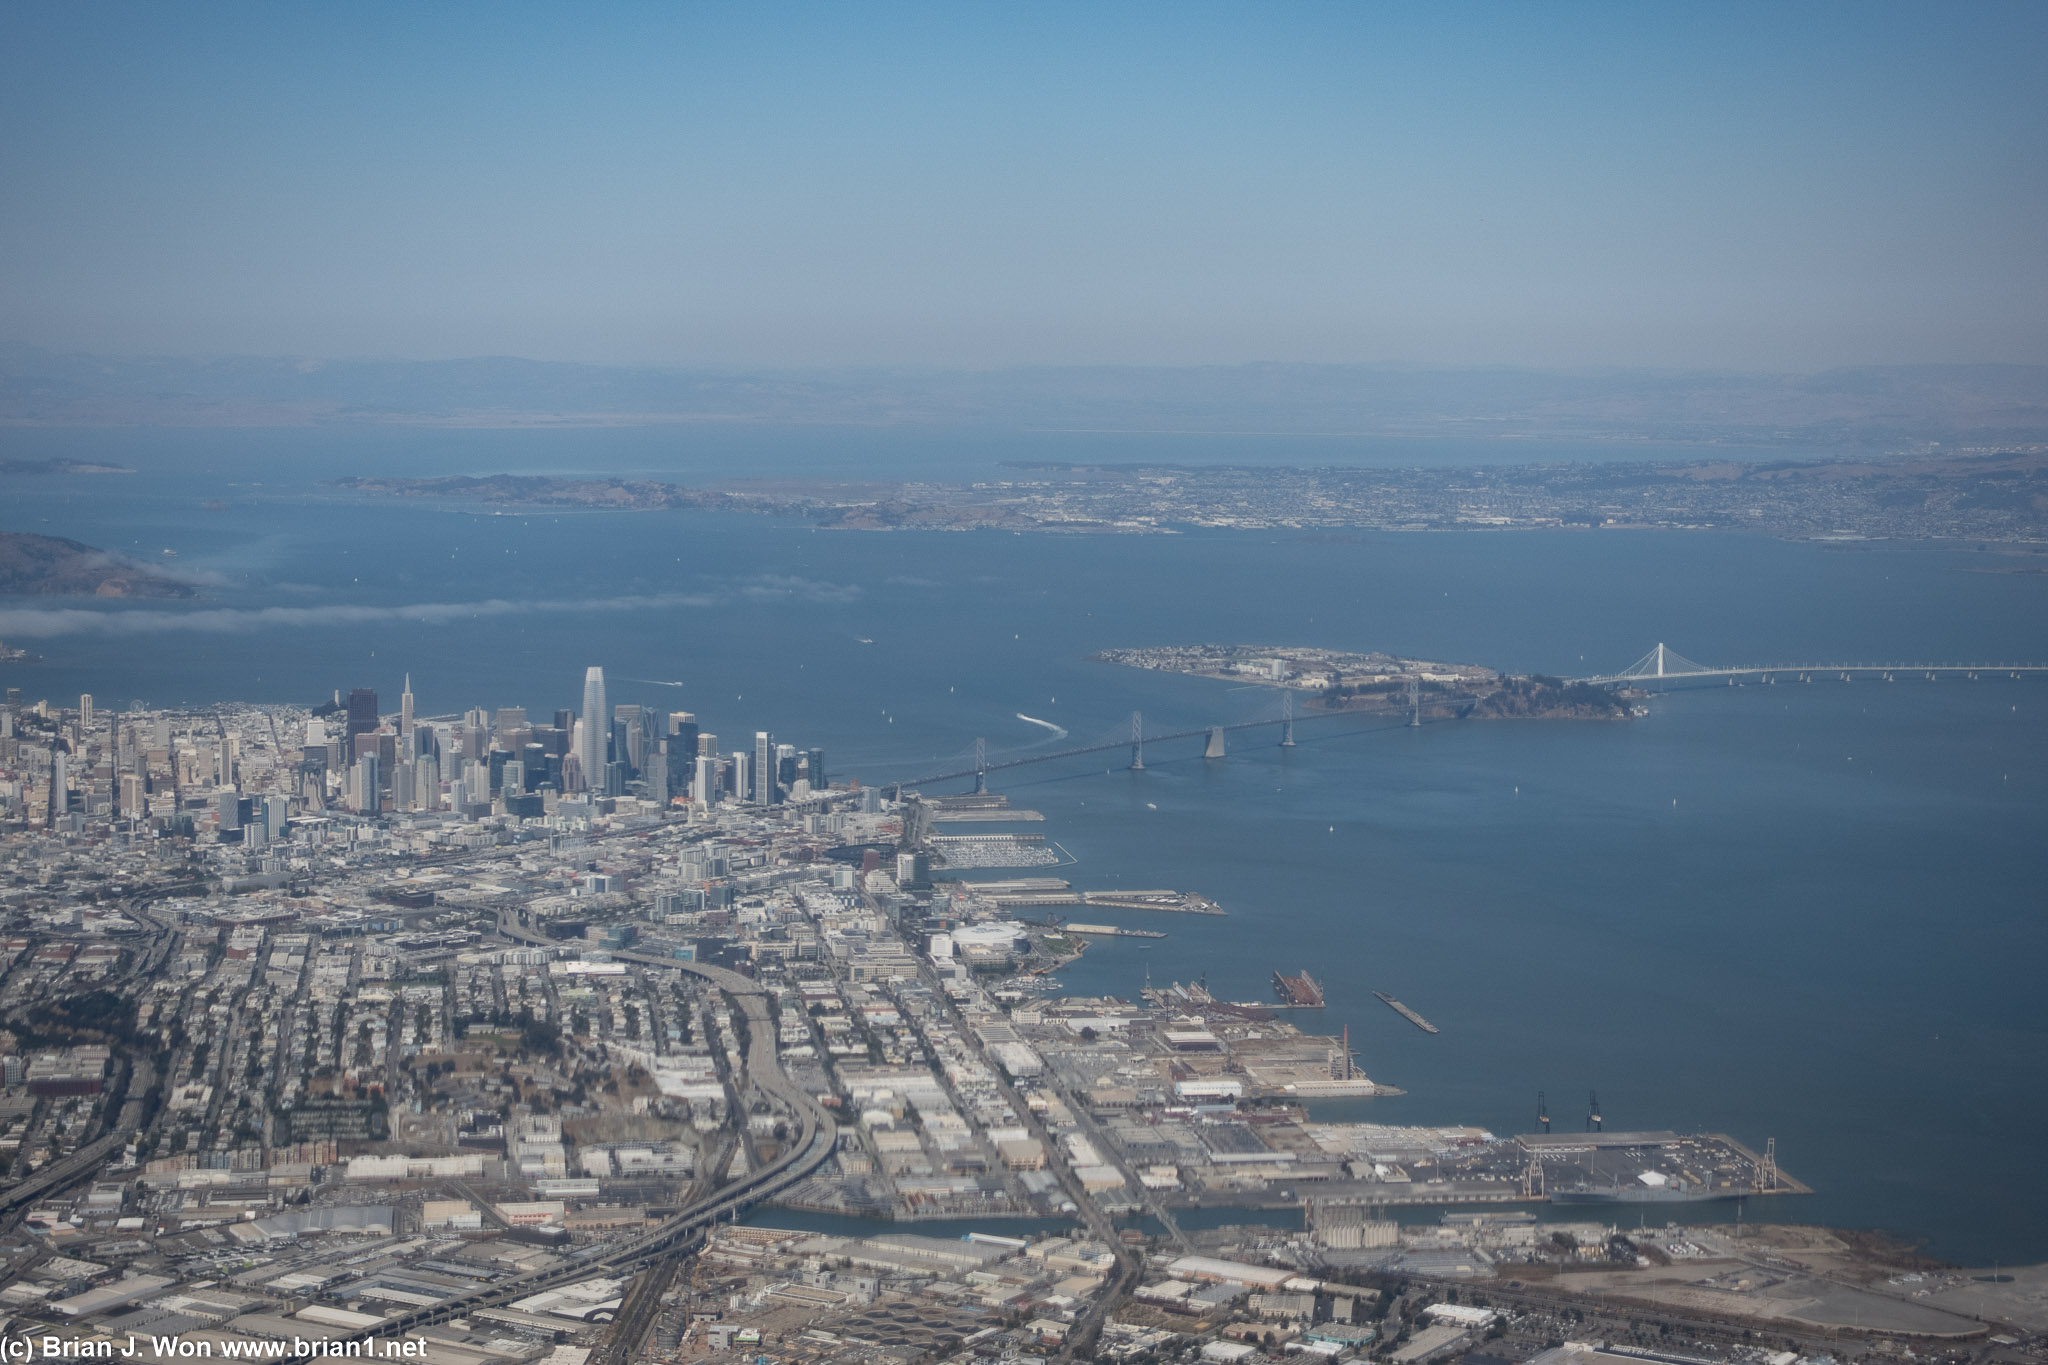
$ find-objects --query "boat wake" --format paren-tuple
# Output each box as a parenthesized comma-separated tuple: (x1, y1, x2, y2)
(1015, 713, 1068, 742)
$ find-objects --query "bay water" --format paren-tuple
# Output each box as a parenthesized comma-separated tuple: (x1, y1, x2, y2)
(3, 427, 2043, 1263)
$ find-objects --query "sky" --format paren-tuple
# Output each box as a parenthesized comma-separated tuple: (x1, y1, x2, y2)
(2, 2, 2045, 372)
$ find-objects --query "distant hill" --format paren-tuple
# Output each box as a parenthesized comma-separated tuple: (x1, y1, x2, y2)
(0, 532, 197, 598)
(2, 346, 2045, 448)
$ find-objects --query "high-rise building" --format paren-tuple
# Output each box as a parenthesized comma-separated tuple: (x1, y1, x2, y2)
(777, 743, 798, 794)
(400, 675, 415, 760)
(347, 688, 380, 740)
(754, 731, 775, 805)
(413, 755, 439, 810)
(648, 740, 669, 806)
(666, 737, 694, 798)
(392, 761, 415, 813)
(580, 667, 607, 794)
(79, 694, 93, 730)
(730, 750, 751, 805)
(119, 772, 146, 819)
(697, 731, 718, 757)
(807, 747, 827, 791)
(614, 704, 645, 775)
(694, 753, 719, 806)
(353, 753, 380, 813)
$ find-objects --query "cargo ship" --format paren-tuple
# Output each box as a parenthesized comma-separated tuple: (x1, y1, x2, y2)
(1374, 991, 1440, 1033)
(1272, 970, 1325, 1007)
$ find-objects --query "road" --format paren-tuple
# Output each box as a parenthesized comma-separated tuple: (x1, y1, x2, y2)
(304, 922, 839, 1358)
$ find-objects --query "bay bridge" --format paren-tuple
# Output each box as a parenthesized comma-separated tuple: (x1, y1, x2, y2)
(1578, 642, 2048, 688)
(887, 643, 2044, 792)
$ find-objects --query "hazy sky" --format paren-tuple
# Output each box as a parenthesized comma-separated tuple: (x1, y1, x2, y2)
(3, 2, 2045, 370)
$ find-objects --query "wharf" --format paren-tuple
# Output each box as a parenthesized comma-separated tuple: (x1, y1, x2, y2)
(1375, 991, 1440, 1033)
(1061, 923, 1168, 940)
(989, 890, 1224, 915)
(946, 876, 1070, 893)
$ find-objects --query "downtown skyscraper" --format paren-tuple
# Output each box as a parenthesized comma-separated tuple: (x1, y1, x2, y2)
(580, 666, 607, 794)
(754, 730, 775, 805)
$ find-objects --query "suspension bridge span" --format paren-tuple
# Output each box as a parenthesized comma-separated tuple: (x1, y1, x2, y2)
(884, 643, 2043, 793)
(1576, 642, 2048, 688)
(887, 686, 1412, 793)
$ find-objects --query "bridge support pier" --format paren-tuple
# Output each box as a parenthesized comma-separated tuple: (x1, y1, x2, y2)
(1129, 711, 1145, 770)
(1204, 726, 1225, 759)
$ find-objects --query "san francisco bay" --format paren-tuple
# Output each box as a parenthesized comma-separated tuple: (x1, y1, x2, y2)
(3, 427, 2044, 1263)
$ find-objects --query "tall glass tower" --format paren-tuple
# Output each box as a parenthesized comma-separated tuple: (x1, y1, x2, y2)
(754, 730, 774, 805)
(580, 667, 607, 794)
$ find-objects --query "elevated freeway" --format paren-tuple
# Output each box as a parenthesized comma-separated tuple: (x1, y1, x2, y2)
(314, 918, 838, 1354)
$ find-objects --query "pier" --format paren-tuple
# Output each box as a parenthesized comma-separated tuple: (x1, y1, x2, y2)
(1375, 990, 1440, 1033)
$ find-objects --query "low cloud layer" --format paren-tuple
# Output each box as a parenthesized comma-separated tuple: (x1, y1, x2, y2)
(0, 576, 860, 639)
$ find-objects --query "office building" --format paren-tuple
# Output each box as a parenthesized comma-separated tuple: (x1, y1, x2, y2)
(754, 731, 775, 805)
(413, 755, 439, 811)
(579, 667, 607, 794)
(346, 688, 380, 742)
(614, 703, 646, 775)
(807, 747, 826, 791)
(730, 750, 751, 805)
(399, 675, 415, 760)
(647, 740, 669, 805)
(695, 753, 719, 807)
(666, 737, 694, 798)
(353, 754, 380, 814)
